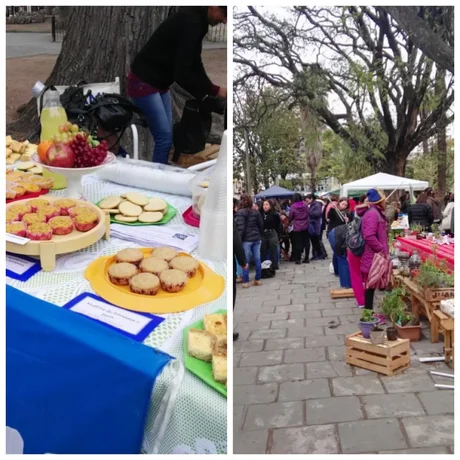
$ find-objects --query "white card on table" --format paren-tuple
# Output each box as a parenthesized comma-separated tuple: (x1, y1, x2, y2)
(6, 233, 30, 245)
(69, 296, 152, 336)
(6, 254, 37, 275)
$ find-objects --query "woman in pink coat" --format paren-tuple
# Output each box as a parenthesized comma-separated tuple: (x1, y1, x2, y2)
(360, 189, 389, 310)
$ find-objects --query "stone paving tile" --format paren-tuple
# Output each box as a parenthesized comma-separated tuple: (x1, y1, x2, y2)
(380, 369, 437, 393)
(379, 446, 451, 454)
(264, 337, 305, 351)
(306, 396, 364, 425)
(306, 361, 339, 379)
(305, 334, 344, 348)
(233, 430, 269, 454)
(249, 328, 287, 340)
(284, 347, 326, 364)
(326, 346, 346, 361)
(234, 367, 258, 385)
(332, 375, 385, 396)
(239, 350, 283, 367)
(233, 339, 264, 353)
(324, 323, 361, 335)
(329, 361, 354, 377)
(402, 415, 454, 447)
(257, 363, 305, 383)
(279, 378, 331, 402)
(361, 393, 425, 418)
(305, 316, 341, 327)
(275, 304, 305, 313)
(271, 318, 306, 329)
(234, 383, 278, 405)
(322, 307, 355, 316)
(234, 319, 271, 330)
(338, 419, 408, 453)
(257, 312, 288, 321)
(234, 353, 241, 367)
(271, 425, 339, 454)
(288, 326, 325, 337)
(243, 401, 304, 431)
(417, 390, 454, 415)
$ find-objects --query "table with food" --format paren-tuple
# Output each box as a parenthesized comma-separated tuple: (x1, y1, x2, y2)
(6, 125, 228, 454)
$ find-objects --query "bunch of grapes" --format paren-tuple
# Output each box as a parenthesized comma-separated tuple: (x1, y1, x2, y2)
(70, 134, 109, 168)
(53, 122, 80, 143)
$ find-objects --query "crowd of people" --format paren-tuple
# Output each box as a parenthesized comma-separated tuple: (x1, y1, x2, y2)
(232, 187, 454, 341)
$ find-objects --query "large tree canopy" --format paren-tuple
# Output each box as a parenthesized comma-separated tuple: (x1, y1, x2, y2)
(234, 6, 454, 177)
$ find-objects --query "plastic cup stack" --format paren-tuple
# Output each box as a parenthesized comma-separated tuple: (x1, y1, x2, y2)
(197, 131, 228, 261)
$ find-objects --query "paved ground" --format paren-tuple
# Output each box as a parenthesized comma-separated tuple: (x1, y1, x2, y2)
(6, 32, 61, 58)
(233, 259, 454, 454)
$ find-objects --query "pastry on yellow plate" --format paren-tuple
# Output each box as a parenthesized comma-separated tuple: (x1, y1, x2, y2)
(6, 221, 27, 237)
(159, 269, 188, 293)
(54, 198, 77, 216)
(212, 352, 227, 384)
(22, 213, 47, 226)
(169, 256, 199, 277)
(129, 272, 160, 296)
(48, 216, 74, 235)
(139, 256, 169, 277)
(27, 198, 50, 212)
(115, 248, 144, 266)
(152, 247, 178, 262)
(108, 262, 138, 285)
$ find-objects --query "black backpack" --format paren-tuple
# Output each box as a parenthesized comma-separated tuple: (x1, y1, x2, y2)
(346, 208, 381, 256)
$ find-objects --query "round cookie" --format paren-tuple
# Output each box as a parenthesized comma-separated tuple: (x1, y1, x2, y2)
(99, 195, 122, 209)
(144, 197, 167, 212)
(126, 192, 149, 207)
(115, 248, 144, 265)
(138, 212, 163, 223)
(108, 262, 138, 285)
(119, 201, 143, 217)
(139, 257, 169, 277)
(152, 247, 178, 262)
(169, 256, 199, 277)
(114, 214, 138, 223)
(159, 269, 188, 293)
(129, 273, 160, 295)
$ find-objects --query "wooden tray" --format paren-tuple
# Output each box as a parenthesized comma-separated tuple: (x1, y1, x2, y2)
(345, 331, 410, 376)
(183, 309, 227, 398)
(6, 196, 110, 271)
(85, 248, 225, 314)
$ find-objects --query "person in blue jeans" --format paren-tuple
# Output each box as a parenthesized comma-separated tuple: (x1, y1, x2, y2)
(127, 6, 227, 163)
(235, 194, 264, 288)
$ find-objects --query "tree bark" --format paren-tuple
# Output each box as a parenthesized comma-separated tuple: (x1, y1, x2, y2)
(382, 150, 407, 177)
(436, 68, 448, 196)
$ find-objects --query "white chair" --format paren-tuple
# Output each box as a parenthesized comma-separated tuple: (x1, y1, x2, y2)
(36, 77, 139, 160)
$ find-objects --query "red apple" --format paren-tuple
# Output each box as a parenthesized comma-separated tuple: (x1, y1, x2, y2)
(46, 142, 76, 168)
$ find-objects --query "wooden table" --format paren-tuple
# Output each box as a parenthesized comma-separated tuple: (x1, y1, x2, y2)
(432, 310, 455, 367)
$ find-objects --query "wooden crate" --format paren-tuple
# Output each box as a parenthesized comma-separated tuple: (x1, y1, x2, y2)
(424, 287, 454, 303)
(345, 332, 411, 376)
(330, 288, 354, 299)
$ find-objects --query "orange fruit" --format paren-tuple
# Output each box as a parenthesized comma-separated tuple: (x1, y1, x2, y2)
(37, 140, 53, 164)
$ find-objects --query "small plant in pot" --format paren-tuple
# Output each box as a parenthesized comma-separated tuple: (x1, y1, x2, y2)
(369, 324, 385, 344)
(359, 309, 378, 339)
(381, 288, 406, 319)
(391, 310, 422, 342)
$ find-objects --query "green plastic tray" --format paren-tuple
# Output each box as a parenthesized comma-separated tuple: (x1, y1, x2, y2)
(183, 309, 227, 398)
(95, 199, 177, 226)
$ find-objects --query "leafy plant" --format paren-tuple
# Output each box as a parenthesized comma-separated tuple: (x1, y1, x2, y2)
(410, 224, 423, 233)
(392, 311, 420, 327)
(381, 288, 406, 318)
(417, 260, 455, 288)
(360, 309, 377, 323)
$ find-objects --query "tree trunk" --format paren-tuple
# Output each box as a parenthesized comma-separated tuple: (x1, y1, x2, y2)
(382, 150, 407, 176)
(436, 67, 447, 196)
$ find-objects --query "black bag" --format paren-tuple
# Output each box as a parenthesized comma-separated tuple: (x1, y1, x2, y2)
(261, 267, 276, 279)
(173, 96, 226, 158)
(59, 80, 94, 130)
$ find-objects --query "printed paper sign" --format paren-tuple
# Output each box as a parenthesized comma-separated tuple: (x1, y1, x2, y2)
(63, 293, 164, 341)
(6, 253, 41, 281)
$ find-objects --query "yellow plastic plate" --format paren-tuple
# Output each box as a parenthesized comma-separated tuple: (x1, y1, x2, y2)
(183, 309, 227, 398)
(84, 248, 225, 314)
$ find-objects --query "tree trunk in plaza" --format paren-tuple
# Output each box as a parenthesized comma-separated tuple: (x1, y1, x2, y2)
(436, 68, 448, 196)
(7, 6, 205, 161)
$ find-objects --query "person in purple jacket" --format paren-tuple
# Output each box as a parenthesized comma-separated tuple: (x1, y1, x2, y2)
(361, 189, 390, 310)
(289, 193, 310, 264)
(305, 194, 325, 261)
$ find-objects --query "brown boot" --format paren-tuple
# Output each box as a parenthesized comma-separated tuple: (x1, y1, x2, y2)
(252, 280, 263, 286)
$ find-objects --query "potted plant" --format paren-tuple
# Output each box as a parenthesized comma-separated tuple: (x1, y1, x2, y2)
(370, 324, 385, 344)
(417, 260, 454, 302)
(391, 311, 421, 342)
(359, 309, 378, 339)
(381, 287, 406, 319)
(410, 224, 423, 236)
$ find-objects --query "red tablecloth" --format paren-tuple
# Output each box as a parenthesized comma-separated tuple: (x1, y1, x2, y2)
(396, 236, 454, 272)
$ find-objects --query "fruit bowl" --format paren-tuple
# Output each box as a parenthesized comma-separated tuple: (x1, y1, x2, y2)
(32, 152, 116, 198)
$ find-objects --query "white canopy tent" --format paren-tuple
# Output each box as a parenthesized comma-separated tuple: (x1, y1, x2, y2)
(340, 173, 429, 198)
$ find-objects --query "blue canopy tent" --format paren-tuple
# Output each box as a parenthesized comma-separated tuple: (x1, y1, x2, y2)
(255, 185, 294, 200)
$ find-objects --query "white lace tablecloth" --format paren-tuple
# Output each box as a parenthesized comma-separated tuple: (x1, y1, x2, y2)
(6, 174, 227, 455)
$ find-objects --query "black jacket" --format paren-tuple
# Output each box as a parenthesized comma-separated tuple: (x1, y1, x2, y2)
(233, 220, 246, 276)
(408, 203, 434, 229)
(261, 211, 281, 237)
(327, 207, 350, 234)
(235, 208, 263, 243)
(131, 7, 216, 99)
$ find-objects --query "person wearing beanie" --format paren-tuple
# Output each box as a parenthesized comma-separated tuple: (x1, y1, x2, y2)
(360, 189, 389, 310)
(128, 6, 227, 164)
